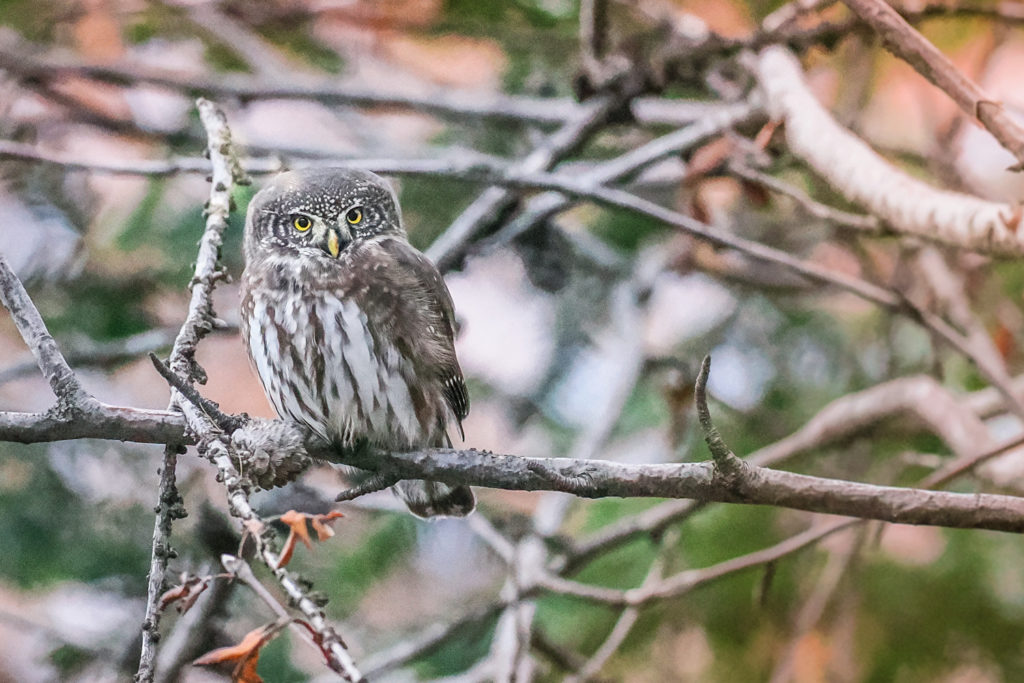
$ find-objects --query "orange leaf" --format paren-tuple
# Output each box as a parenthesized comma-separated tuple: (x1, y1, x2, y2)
(159, 584, 191, 610)
(234, 655, 263, 683)
(194, 621, 287, 683)
(159, 574, 211, 614)
(194, 625, 268, 666)
(311, 511, 344, 542)
(280, 510, 313, 550)
(993, 323, 1015, 361)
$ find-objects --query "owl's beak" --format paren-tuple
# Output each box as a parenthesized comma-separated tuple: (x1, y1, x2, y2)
(324, 226, 351, 258)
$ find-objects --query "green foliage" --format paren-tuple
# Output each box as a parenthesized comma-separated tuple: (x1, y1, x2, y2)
(0, 448, 150, 588)
(612, 376, 672, 437)
(34, 273, 155, 341)
(859, 531, 1024, 681)
(589, 207, 671, 253)
(256, 632, 309, 683)
(322, 514, 417, 616)
(48, 643, 93, 679)
(124, 4, 188, 45)
(258, 23, 344, 73)
(415, 612, 496, 677)
(117, 179, 248, 286)
(0, 0, 65, 41)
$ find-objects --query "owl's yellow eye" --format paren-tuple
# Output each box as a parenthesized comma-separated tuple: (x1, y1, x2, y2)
(292, 215, 312, 232)
(346, 207, 363, 225)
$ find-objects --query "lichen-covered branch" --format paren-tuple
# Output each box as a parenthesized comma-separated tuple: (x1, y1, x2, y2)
(135, 97, 244, 683)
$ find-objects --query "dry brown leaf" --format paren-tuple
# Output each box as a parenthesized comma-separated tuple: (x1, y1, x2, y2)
(276, 531, 298, 569)
(993, 322, 1015, 361)
(233, 656, 262, 683)
(310, 510, 345, 541)
(194, 622, 292, 679)
(194, 621, 287, 683)
(280, 509, 314, 550)
(159, 574, 212, 614)
(194, 626, 268, 666)
(275, 509, 344, 567)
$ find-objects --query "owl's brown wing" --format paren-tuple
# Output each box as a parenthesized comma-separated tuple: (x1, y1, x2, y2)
(373, 236, 469, 436)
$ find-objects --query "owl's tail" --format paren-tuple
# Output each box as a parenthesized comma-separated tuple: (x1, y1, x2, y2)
(394, 480, 475, 518)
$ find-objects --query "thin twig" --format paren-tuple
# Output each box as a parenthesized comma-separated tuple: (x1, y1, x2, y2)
(148, 353, 239, 433)
(539, 519, 857, 607)
(427, 90, 635, 272)
(334, 472, 400, 502)
(0, 325, 235, 387)
(480, 99, 763, 254)
(728, 162, 881, 231)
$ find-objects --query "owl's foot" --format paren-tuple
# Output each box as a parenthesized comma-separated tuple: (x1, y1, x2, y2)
(395, 480, 475, 518)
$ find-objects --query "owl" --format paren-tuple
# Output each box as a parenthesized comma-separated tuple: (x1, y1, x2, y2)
(239, 168, 474, 518)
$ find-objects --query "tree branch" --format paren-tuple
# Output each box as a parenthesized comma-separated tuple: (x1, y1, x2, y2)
(328, 442, 1024, 533)
(0, 255, 93, 407)
(136, 95, 245, 683)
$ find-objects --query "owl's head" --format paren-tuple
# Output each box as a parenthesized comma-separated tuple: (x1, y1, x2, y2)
(243, 168, 404, 263)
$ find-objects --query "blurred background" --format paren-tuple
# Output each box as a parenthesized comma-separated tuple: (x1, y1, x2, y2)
(4, 0, 1024, 681)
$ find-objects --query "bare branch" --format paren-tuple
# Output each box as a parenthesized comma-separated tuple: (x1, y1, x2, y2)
(481, 99, 764, 253)
(749, 375, 994, 466)
(148, 353, 239, 433)
(136, 95, 245, 683)
(0, 41, 703, 129)
(0, 404, 188, 444)
(563, 529, 679, 682)
(331, 444, 1024, 533)
(539, 520, 857, 607)
(0, 255, 92, 407)
(334, 472, 401, 503)
(727, 162, 881, 232)
(428, 91, 631, 272)
(360, 603, 506, 679)
(0, 325, 234, 387)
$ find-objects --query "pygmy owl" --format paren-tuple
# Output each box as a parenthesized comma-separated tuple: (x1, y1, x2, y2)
(240, 168, 474, 517)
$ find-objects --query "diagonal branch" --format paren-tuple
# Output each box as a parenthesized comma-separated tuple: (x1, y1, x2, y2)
(427, 89, 637, 272)
(840, 0, 1024, 169)
(136, 98, 363, 682)
(0, 256, 93, 408)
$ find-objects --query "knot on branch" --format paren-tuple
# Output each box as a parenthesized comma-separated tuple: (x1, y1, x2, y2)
(527, 460, 598, 495)
(229, 418, 313, 489)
